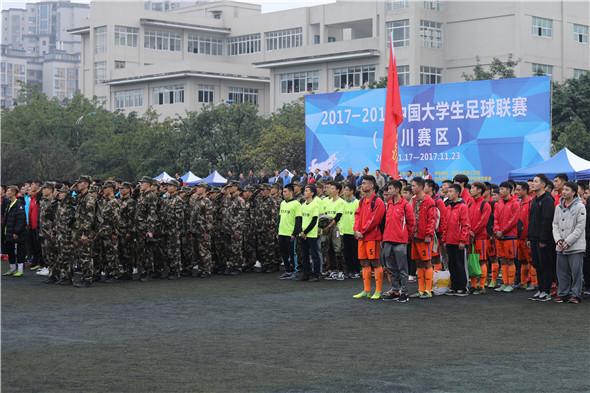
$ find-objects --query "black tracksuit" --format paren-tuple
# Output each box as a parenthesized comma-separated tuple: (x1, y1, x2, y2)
(528, 192, 555, 293)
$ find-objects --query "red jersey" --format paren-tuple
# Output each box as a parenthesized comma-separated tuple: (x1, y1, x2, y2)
(354, 193, 386, 241)
(443, 200, 471, 245)
(469, 196, 491, 240)
(383, 197, 415, 244)
(517, 195, 531, 240)
(493, 196, 520, 238)
(410, 194, 437, 240)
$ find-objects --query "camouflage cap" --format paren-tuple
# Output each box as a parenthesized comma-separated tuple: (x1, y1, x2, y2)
(244, 185, 255, 192)
(227, 180, 239, 188)
(102, 181, 117, 190)
(121, 181, 133, 189)
(196, 182, 210, 190)
(292, 180, 301, 187)
(76, 175, 92, 184)
(210, 186, 221, 192)
(139, 176, 153, 185)
(271, 183, 280, 189)
(57, 184, 70, 193)
(260, 183, 271, 190)
(165, 178, 180, 187)
(41, 182, 55, 190)
(89, 184, 101, 193)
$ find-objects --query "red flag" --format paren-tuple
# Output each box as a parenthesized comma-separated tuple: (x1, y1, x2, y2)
(380, 38, 404, 179)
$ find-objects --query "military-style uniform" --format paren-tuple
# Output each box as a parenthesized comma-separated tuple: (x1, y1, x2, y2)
(54, 188, 75, 282)
(212, 191, 226, 273)
(190, 187, 214, 275)
(161, 189, 184, 277)
(222, 191, 245, 272)
(135, 180, 159, 277)
(256, 192, 279, 272)
(179, 189, 193, 274)
(118, 190, 137, 276)
(39, 191, 58, 278)
(72, 179, 98, 285)
(241, 190, 257, 271)
(97, 188, 121, 279)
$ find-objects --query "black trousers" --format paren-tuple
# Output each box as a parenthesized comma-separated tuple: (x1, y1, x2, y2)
(530, 240, 556, 293)
(342, 234, 359, 274)
(408, 243, 416, 276)
(6, 240, 26, 265)
(28, 229, 43, 266)
(447, 244, 467, 291)
(278, 235, 295, 273)
(301, 237, 321, 276)
(583, 254, 590, 290)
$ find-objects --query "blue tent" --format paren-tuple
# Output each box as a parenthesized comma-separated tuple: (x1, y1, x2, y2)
(180, 171, 202, 186)
(201, 170, 227, 186)
(153, 171, 174, 182)
(509, 148, 590, 181)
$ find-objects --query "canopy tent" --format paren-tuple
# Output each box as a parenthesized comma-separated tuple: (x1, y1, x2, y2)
(153, 171, 175, 183)
(180, 171, 202, 186)
(201, 170, 227, 186)
(509, 148, 590, 181)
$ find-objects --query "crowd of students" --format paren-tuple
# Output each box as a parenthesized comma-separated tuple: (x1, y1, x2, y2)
(277, 172, 589, 304)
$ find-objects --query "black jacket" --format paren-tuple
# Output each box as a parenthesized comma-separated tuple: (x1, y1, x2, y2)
(528, 192, 555, 244)
(3, 198, 27, 243)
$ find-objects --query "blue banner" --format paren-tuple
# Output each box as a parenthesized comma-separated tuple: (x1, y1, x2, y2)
(305, 76, 551, 183)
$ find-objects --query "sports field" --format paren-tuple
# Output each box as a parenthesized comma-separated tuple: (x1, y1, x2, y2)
(2, 270, 589, 393)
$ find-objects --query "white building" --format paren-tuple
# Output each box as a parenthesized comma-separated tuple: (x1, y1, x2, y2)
(1, 1, 89, 107)
(70, 0, 589, 118)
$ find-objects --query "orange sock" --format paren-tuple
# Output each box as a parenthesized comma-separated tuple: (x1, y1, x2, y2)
(529, 265, 538, 286)
(433, 262, 442, 271)
(424, 267, 433, 293)
(470, 277, 478, 288)
(417, 268, 425, 293)
(362, 266, 372, 292)
(491, 262, 499, 282)
(501, 264, 508, 285)
(374, 266, 384, 293)
(508, 264, 516, 285)
(479, 263, 488, 288)
(520, 263, 529, 285)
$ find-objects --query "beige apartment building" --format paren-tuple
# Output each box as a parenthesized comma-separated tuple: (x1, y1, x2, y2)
(70, 0, 589, 118)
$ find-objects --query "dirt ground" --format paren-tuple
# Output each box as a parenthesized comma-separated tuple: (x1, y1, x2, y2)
(2, 270, 589, 393)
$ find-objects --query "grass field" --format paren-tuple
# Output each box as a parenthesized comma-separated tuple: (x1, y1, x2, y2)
(2, 270, 589, 393)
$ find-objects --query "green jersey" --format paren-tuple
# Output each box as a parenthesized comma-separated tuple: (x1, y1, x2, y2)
(278, 199, 301, 236)
(301, 197, 320, 238)
(340, 198, 359, 235)
(323, 196, 346, 230)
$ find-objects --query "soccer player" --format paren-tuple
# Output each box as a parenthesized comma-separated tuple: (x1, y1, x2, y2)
(341, 183, 360, 278)
(352, 175, 386, 300)
(278, 184, 301, 280)
(409, 177, 437, 299)
(298, 185, 321, 282)
(443, 184, 471, 296)
(515, 182, 537, 290)
(323, 182, 346, 281)
(382, 181, 415, 302)
(493, 181, 520, 292)
(468, 182, 492, 294)
(453, 174, 474, 208)
(425, 179, 445, 271)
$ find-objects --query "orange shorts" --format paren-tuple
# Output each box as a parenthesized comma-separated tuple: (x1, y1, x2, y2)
(358, 240, 380, 260)
(411, 240, 433, 262)
(496, 239, 517, 260)
(487, 239, 496, 258)
(473, 239, 489, 261)
(517, 239, 531, 262)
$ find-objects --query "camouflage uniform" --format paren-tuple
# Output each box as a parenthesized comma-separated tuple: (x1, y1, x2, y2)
(39, 196, 58, 277)
(222, 193, 245, 271)
(118, 194, 137, 275)
(241, 193, 257, 271)
(54, 191, 75, 281)
(161, 191, 185, 276)
(135, 189, 159, 275)
(92, 190, 105, 276)
(256, 193, 279, 271)
(97, 194, 121, 278)
(190, 192, 214, 274)
(180, 192, 193, 273)
(72, 190, 97, 282)
(212, 192, 227, 273)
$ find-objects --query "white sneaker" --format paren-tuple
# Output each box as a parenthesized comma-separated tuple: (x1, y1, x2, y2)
(336, 272, 345, 281)
(408, 275, 417, 283)
(254, 261, 262, 268)
(36, 267, 50, 276)
(324, 271, 337, 280)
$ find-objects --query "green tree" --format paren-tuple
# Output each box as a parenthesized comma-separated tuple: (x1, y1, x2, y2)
(552, 118, 590, 157)
(462, 54, 520, 81)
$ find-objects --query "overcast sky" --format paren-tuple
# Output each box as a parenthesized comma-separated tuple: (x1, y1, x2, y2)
(1, 0, 336, 13)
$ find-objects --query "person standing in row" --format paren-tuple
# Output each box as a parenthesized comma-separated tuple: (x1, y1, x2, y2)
(493, 182, 519, 292)
(2, 185, 27, 277)
(468, 182, 491, 294)
(161, 179, 184, 279)
(552, 182, 586, 304)
(135, 177, 159, 281)
(299, 184, 321, 281)
(341, 183, 360, 278)
(278, 184, 301, 280)
(72, 176, 97, 288)
(190, 183, 215, 278)
(118, 182, 137, 279)
(443, 184, 471, 296)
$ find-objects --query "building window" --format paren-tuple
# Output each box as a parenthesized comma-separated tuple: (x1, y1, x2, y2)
(314, 35, 320, 44)
(197, 85, 214, 103)
(328, 36, 336, 43)
(420, 20, 442, 48)
(144, 30, 182, 51)
(573, 24, 588, 44)
(387, 0, 408, 10)
(115, 61, 126, 69)
(115, 25, 138, 47)
(94, 61, 106, 84)
(420, 66, 442, 84)
(226, 34, 261, 55)
(532, 16, 552, 37)
(187, 34, 224, 55)
(424, 1, 440, 11)
(115, 89, 143, 109)
(153, 85, 184, 105)
(66, 68, 78, 96)
(280, 71, 319, 93)
(228, 87, 258, 105)
(94, 26, 106, 54)
(573, 69, 588, 79)
(333, 65, 376, 89)
(265, 27, 303, 51)
(386, 20, 410, 48)
(397, 65, 410, 86)
(532, 63, 553, 77)
(54, 67, 66, 100)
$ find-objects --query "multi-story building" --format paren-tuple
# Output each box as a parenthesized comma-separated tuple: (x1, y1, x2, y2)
(1, 1, 89, 108)
(70, 0, 589, 118)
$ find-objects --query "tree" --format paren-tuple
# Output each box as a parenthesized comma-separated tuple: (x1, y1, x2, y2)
(553, 118, 590, 157)
(462, 54, 520, 81)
